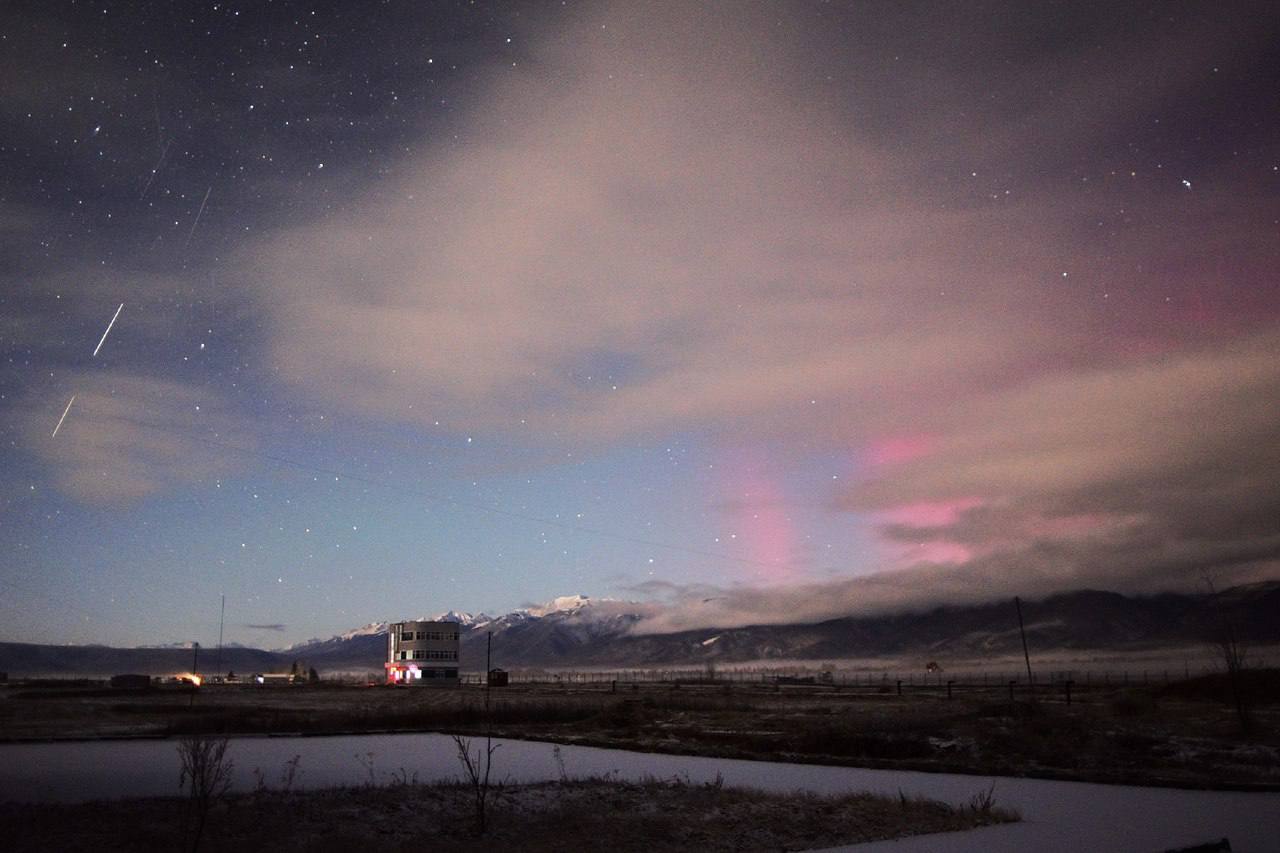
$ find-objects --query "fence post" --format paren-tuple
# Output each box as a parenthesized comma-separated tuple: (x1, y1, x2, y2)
(947, 680, 954, 700)
(1064, 680, 1073, 706)
(896, 679, 902, 696)
(1008, 680, 1016, 702)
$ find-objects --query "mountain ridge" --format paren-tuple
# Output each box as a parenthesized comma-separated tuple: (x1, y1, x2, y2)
(2, 582, 1276, 677)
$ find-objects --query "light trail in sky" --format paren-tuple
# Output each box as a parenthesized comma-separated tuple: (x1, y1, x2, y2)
(51, 395, 76, 438)
(138, 138, 170, 199)
(185, 186, 211, 246)
(92, 303, 124, 357)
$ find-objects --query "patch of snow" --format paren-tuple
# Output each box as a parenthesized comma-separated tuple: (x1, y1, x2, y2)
(702, 635, 722, 646)
(433, 610, 501, 627)
(527, 594, 592, 617)
(338, 621, 390, 641)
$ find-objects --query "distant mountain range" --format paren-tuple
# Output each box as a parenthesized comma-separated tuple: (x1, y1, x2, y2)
(1, 583, 1276, 678)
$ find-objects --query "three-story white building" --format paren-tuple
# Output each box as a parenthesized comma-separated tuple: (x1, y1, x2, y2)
(385, 620, 460, 685)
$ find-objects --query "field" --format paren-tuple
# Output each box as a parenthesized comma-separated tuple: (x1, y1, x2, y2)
(3, 670, 1278, 789)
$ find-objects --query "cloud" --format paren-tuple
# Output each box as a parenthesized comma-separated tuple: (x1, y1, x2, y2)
(248, 4, 1030, 441)
(627, 540, 1279, 635)
(235, 2, 1280, 622)
(245, 623, 287, 633)
(23, 373, 254, 503)
(852, 331, 1280, 576)
(624, 333, 1280, 632)
(246, 4, 1278, 442)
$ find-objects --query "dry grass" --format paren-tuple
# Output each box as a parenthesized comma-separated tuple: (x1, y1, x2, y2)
(0, 775, 1018, 852)
(3, 671, 1278, 788)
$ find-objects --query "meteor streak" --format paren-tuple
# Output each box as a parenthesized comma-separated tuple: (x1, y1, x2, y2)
(139, 138, 171, 199)
(185, 186, 211, 246)
(93, 302, 124, 357)
(51, 395, 75, 438)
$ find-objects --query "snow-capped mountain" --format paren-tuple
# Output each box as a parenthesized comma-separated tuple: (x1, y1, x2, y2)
(433, 610, 493, 627)
(282, 595, 603, 655)
(526, 594, 591, 617)
(338, 621, 390, 641)
(2, 582, 1278, 676)
(282, 582, 1280, 671)
(277, 594, 643, 667)
(282, 621, 386, 652)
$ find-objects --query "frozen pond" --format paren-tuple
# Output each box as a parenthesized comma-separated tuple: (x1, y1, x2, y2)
(1, 733, 1276, 852)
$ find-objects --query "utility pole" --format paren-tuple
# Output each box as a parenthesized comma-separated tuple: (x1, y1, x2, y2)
(1014, 597, 1034, 685)
(190, 641, 200, 707)
(213, 594, 225, 680)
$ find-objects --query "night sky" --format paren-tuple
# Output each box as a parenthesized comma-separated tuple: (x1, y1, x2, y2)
(2, 1, 1278, 648)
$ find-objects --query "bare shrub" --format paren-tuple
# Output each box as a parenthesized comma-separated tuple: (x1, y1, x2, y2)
(1203, 575, 1252, 733)
(967, 782, 998, 817)
(453, 733, 499, 835)
(280, 754, 301, 792)
(552, 743, 568, 783)
(390, 766, 419, 786)
(176, 733, 233, 852)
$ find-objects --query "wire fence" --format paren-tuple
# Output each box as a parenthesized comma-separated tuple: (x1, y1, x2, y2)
(445, 665, 1231, 704)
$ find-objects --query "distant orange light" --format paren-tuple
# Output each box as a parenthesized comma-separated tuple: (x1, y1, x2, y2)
(177, 672, 203, 686)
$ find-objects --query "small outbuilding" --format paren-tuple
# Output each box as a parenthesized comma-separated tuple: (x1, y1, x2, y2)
(487, 668, 509, 687)
(254, 673, 295, 685)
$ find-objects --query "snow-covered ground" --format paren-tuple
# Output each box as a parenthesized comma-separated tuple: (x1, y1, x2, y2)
(0, 734, 1274, 851)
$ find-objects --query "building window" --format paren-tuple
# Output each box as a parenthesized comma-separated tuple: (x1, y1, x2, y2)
(401, 632, 413, 641)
